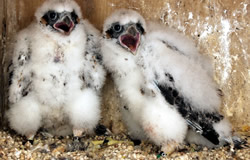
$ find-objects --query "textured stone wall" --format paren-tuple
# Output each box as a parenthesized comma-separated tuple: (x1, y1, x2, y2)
(0, 0, 5, 125)
(0, 0, 249, 133)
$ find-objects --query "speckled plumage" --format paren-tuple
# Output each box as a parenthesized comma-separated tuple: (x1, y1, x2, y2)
(140, 22, 233, 148)
(7, 0, 106, 138)
(101, 9, 187, 154)
(102, 9, 237, 153)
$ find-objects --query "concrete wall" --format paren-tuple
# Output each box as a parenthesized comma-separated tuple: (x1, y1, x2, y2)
(0, 0, 249, 132)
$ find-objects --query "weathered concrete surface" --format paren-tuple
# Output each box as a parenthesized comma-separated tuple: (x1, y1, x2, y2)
(0, 0, 5, 126)
(0, 0, 249, 133)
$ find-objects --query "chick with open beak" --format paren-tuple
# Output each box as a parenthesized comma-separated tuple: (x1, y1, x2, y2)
(105, 22, 145, 55)
(119, 24, 141, 54)
(41, 10, 79, 35)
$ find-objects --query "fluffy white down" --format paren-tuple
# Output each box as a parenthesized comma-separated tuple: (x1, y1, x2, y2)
(82, 19, 106, 92)
(141, 95, 187, 145)
(101, 9, 188, 147)
(8, 0, 105, 136)
(146, 21, 213, 76)
(8, 95, 42, 136)
(213, 119, 232, 141)
(102, 38, 188, 145)
(120, 107, 147, 140)
(64, 88, 101, 133)
(26, 21, 87, 108)
(140, 34, 221, 112)
(140, 21, 232, 147)
(102, 9, 234, 149)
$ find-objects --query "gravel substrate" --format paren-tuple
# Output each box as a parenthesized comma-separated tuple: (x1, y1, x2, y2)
(0, 128, 249, 160)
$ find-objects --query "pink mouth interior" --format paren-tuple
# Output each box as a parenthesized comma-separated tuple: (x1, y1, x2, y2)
(120, 33, 140, 52)
(54, 22, 73, 33)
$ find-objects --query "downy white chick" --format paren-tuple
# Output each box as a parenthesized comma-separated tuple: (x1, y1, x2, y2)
(7, 0, 106, 140)
(101, 9, 187, 154)
(102, 9, 241, 154)
(141, 22, 235, 148)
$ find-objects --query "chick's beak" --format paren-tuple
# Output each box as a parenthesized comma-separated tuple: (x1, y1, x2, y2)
(54, 15, 74, 35)
(119, 25, 141, 55)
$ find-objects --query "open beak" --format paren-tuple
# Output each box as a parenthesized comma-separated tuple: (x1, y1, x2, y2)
(119, 25, 141, 55)
(54, 15, 74, 35)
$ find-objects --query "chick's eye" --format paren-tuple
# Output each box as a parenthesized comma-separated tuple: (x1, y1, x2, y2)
(49, 11, 57, 21)
(71, 11, 78, 23)
(136, 23, 144, 34)
(113, 24, 122, 32)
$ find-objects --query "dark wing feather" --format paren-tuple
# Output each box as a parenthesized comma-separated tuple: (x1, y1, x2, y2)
(7, 62, 14, 86)
(8, 36, 33, 103)
(155, 76, 223, 145)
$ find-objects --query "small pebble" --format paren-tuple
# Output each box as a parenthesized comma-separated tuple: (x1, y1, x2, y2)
(0, 129, 249, 159)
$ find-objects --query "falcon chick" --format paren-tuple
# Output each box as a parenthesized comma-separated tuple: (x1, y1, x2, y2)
(7, 0, 105, 140)
(141, 22, 235, 148)
(101, 9, 187, 154)
(102, 9, 239, 154)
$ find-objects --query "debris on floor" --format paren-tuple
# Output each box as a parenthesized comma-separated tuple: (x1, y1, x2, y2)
(0, 128, 249, 160)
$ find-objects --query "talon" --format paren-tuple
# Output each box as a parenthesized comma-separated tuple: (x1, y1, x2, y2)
(161, 141, 180, 156)
(23, 133, 35, 146)
(26, 133, 35, 140)
(73, 128, 84, 137)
